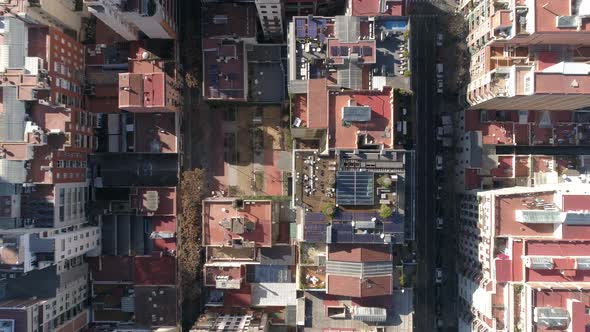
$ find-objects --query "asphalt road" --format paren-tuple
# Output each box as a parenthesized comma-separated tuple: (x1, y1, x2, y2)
(409, 4, 452, 331)
(410, 1, 461, 330)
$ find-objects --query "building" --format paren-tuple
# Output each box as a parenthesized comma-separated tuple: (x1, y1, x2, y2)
(201, 3, 287, 102)
(255, 0, 284, 41)
(457, 185, 590, 331)
(0, 15, 99, 332)
(0, 0, 86, 38)
(84, 0, 178, 40)
(460, 0, 590, 110)
(454, 109, 590, 192)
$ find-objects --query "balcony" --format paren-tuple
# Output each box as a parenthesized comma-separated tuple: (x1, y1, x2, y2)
(492, 10, 511, 30)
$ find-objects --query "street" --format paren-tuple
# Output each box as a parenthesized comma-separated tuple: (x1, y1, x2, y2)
(409, 2, 458, 331)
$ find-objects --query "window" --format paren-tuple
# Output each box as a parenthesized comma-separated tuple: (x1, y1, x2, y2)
(59, 188, 65, 221)
(57, 160, 64, 168)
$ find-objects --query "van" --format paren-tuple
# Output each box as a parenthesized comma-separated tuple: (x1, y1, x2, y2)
(436, 155, 443, 170)
(436, 63, 443, 78)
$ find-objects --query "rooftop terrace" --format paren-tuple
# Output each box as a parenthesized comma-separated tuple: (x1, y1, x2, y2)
(202, 199, 273, 247)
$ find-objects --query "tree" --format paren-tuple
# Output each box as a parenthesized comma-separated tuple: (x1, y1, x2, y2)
(178, 168, 209, 330)
(321, 202, 336, 218)
(377, 175, 393, 188)
(379, 204, 393, 219)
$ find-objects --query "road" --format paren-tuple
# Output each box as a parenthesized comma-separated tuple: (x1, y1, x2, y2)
(409, 0, 461, 329)
(410, 9, 438, 331)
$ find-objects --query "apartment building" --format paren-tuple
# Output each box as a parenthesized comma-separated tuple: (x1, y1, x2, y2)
(461, 0, 590, 109)
(0, 0, 86, 38)
(0, 14, 99, 332)
(457, 185, 590, 332)
(84, 0, 178, 40)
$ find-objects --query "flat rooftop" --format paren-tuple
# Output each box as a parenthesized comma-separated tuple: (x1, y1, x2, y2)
(134, 113, 176, 153)
(202, 3, 257, 38)
(130, 187, 177, 216)
(328, 88, 394, 149)
(202, 199, 273, 247)
(203, 39, 245, 100)
(327, 275, 392, 297)
(327, 244, 392, 262)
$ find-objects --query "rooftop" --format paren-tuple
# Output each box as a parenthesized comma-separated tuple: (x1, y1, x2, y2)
(328, 88, 394, 149)
(327, 244, 392, 262)
(119, 72, 169, 111)
(202, 199, 273, 247)
(134, 255, 176, 285)
(350, 0, 405, 16)
(130, 187, 177, 216)
(202, 3, 257, 39)
(134, 286, 177, 327)
(133, 112, 177, 153)
(202, 39, 245, 101)
(87, 256, 134, 282)
(327, 275, 392, 297)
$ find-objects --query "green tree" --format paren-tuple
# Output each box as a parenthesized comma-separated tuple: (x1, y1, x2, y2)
(379, 204, 393, 219)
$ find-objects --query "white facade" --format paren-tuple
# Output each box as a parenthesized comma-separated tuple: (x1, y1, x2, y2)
(85, 0, 139, 40)
(43, 225, 99, 263)
(54, 182, 88, 228)
(255, 0, 284, 40)
(85, 0, 175, 40)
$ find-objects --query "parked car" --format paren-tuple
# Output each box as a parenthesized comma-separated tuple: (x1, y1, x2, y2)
(436, 155, 443, 170)
(436, 63, 443, 78)
(437, 80, 443, 94)
(435, 268, 443, 283)
(436, 33, 443, 46)
(436, 126, 443, 140)
(436, 217, 444, 229)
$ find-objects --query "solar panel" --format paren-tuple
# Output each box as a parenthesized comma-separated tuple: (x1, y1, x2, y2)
(343, 106, 371, 122)
(296, 19, 305, 28)
(565, 213, 590, 225)
(305, 212, 326, 222)
(331, 47, 339, 56)
(308, 21, 317, 38)
(304, 213, 327, 241)
(340, 46, 349, 56)
(352, 46, 360, 54)
(362, 46, 372, 56)
(336, 172, 374, 206)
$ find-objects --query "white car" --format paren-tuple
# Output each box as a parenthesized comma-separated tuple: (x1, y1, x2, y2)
(436, 33, 443, 46)
(436, 217, 444, 229)
(437, 80, 443, 94)
(436, 155, 443, 170)
(435, 268, 443, 283)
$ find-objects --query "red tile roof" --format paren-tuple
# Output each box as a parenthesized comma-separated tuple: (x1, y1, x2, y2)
(327, 244, 392, 262)
(464, 168, 481, 190)
(494, 258, 512, 282)
(119, 72, 167, 111)
(224, 285, 252, 308)
(327, 275, 392, 297)
(133, 255, 176, 285)
(328, 88, 393, 149)
(87, 256, 134, 282)
(526, 241, 590, 257)
(350, 0, 404, 16)
(563, 195, 590, 212)
(202, 199, 273, 247)
(307, 79, 329, 128)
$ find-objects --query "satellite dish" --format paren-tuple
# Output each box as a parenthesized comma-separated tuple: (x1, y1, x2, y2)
(371, 217, 377, 222)
(351, 221, 355, 227)
(142, 51, 150, 60)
